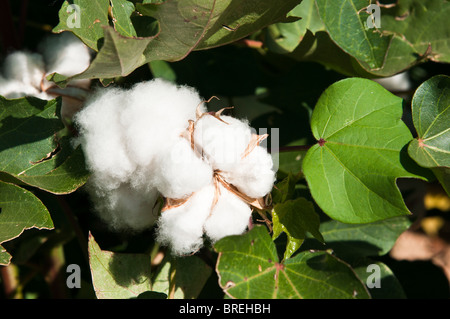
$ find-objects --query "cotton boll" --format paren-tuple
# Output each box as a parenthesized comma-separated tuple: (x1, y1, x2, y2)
(2, 51, 45, 89)
(0, 76, 41, 99)
(40, 32, 91, 88)
(194, 115, 252, 171)
(88, 182, 160, 232)
(156, 184, 215, 255)
(204, 185, 253, 243)
(152, 137, 213, 199)
(222, 145, 275, 199)
(74, 88, 136, 188)
(121, 79, 205, 167)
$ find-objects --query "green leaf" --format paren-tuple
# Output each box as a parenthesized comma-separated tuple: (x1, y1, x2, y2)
(110, 0, 138, 37)
(148, 60, 177, 82)
(215, 226, 370, 299)
(272, 198, 324, 259)
(0, 97, 63, 175)
(431, 167, 450, 196)
(0, 97, 89, 194)
(0, 181, 53, 265)
(319, 216, 411, 259)
(51, 0, 301, 85)
(303, 78, 426, 224)
(316, 0, 391, 70)
(382, 0, 450, 64)
(7, 146, 90, 194)
(271, 173, 300, 205)
(265, 0, 325, 54)
(88, 233, 153, 299)
(285, 0, 450, 77)
(353, 260, 406, 299)
(151, 255, 212, 299)
(408, 75, 450, 168)
(53, 0, 110, 51)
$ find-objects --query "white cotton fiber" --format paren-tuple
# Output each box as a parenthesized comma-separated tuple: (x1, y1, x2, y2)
(74, 79, 210, 233)
(152, 137, 213, 199)
(120, 79, 206, 167)
(40, 32, 91, 78)
(2, 51, 45, 89)
(0, 32, 91, 113)
(204, 185, 253, 243)
(0, 76, 42, 99)
(74, 88, 136, 189)
(156, 184, 215, 255)
(88, 183, 160, 232)
(194, 115, 252, 171)
(222, 145, 276, 199)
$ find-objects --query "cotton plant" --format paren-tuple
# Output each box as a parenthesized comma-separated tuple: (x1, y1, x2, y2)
(74, 79, 276, 255)
(0, 32, 91, 123)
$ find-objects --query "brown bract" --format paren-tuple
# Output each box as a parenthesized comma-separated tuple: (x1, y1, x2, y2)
(161, 99, 271, 215)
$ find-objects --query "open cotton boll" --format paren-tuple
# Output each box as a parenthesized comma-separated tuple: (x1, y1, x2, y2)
(153, 137, 213, 199)
(194, 115, 252, 171)
(89, 183, 160, 232)
(2, 51, 45, 89)
(221, 145, 276, 199)
(0, 76, 42, 99)
(39, 32, 91, 91)
(74, 88, 136, 188)
(204, 185, 253, 243)
(120, 79, 206, 167)
(156, 184, 215, 255)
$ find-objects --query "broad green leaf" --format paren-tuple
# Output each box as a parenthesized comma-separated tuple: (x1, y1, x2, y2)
(0, 97, 89, 194)
(318, 216, 411, 259)
(382, 0, 450, 64)
(53, 0, 110, 51)
(272, 198, 324, 260)
(303, 78, 427, 224)
(215, 226, 370, 299)
(6, 146, 90, 194)
(265, 0, 325, 54)
(408, 75, 450, 168)
(51, 0, 300, 85)
(0, 181, 53, 266)
(88, 233, 153, 299)
(284, 0, 450, 77)
(0, 97, 63, 175)
(316, 0, 391, 70)
(151, 255, 212, 299)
